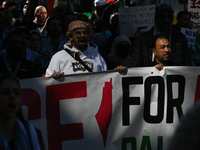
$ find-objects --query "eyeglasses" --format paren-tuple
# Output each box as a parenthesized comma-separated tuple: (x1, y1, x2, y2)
(159, 15, 173, 20)
(73, 31, 90, 38)
(11, 40, 24, 46)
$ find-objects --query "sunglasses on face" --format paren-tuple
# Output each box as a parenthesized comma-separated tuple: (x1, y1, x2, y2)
(158, 15, 173, 20)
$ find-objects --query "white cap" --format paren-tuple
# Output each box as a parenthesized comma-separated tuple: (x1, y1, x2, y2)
(94, 0, 107, 7)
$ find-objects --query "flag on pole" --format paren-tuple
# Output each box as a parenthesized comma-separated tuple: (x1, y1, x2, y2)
(47, 0, 58, 17)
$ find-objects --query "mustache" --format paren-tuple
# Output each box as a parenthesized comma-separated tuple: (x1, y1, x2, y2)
(163, 52, 170, 56)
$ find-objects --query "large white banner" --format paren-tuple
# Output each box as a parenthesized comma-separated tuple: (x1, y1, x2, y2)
(20, 67, 200, 150)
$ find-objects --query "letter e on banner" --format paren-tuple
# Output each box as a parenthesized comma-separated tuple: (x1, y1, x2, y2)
(46, 81, 87, 150)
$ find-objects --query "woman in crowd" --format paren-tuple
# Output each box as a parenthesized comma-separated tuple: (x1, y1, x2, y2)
(0, 75, 41, 150)
(30, 30, 52, 73)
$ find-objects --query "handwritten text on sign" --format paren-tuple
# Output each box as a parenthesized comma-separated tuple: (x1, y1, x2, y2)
(188, 0, 200, 29)
(118, 5, 155, 37)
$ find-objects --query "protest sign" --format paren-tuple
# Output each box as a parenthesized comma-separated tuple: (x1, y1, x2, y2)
(181, 28, 197, 47)
(20, 67, 199, 150)
(188, 0, 200, 29)
(118, 5, 155, 37)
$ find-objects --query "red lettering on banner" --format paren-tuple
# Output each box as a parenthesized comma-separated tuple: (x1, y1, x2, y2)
(195, 75, 200, 103)
(46, 81, 86, 150)
(95, 79, 113, 147)
(21, 88, 41, 120)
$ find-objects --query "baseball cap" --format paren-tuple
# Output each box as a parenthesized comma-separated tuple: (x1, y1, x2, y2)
(156, 3, 174, 16)
(94, 0, 107, 7)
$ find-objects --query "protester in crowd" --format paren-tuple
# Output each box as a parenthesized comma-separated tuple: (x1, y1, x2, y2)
(92, 32, 109, 65)
(1, 27, 40, 64)
(52, 1, 74, 19)
(0, 7, 5, 45)
(131, 3, 192, 67)
(146, 35, 174, 70)
(12, 3, 37, 31)
(30, 30, 51, 72)
(1, 1, 6, 7)
(43, 17, 67, 57)
(45, 20, 107, 77)
(108, 35, 132, 69)
(93, 20, 111, 39)
(33, 5, 47, 30)
(0, 7, 13, 50)
(0, 29, 42, 79)
(0, 75, 41, 150)
(62, 12, 76, 36)
(107, 12, 120, 53)
(93, 0, 108, 20)
(10, 8, 21, 23)
(167, 102, 200, 150)
(189, 28, 200, 66)
(4, 1, 17, 10)
(45, 20, 126, 78)
(92, 0, 121, 24)
(173, 11, 192, 31)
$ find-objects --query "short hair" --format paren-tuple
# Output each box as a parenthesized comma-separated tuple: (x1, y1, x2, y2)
(4, 29, 24, 45)
(46, 17, 63, 30)
(152, 35, 169, 49)
(10, 8, 20, 19)
(20, 3, 33, 16)
(0, 75, 20, 88)
(177, 11, 191, 20)
(0, 75, 25, 122)
(4, 1, 17, 10)
(15, 26, 30, 37)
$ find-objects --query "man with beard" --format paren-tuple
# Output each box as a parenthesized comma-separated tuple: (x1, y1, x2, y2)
(0, 30, 42, 79)
(146, 35, 174, 71)
(44, 17, 68, 57)
(45, 20, 108, 77)
(131, 3, 192, 67)
(45, 20, 126, 78)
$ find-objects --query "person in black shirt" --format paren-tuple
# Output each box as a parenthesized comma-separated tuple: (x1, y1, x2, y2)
(0, 29, 42, 79)
(146, 35, 174, 71)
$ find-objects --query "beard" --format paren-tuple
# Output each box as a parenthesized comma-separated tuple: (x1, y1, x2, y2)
(156, 54, 171, 64)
